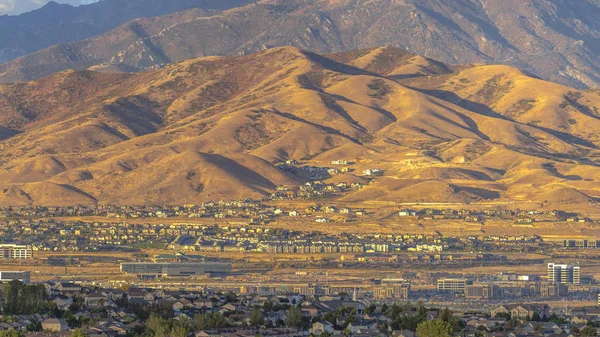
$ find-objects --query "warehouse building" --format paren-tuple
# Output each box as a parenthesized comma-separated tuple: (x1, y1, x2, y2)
(120, 262, 231, 277)
(0, 271, 31, 284)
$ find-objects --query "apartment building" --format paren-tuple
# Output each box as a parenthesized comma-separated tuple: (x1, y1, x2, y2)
(548, 263, 581, 285)
(0, 244, 32, 259)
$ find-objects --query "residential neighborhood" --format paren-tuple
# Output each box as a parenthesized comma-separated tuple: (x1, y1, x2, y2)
(2, 279, 600, 337)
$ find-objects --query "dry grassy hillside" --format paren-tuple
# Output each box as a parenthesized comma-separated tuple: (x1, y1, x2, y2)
(1, 46, 600, 207)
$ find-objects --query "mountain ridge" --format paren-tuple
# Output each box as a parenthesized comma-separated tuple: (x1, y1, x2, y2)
(1, 0, 600, 89)
(0, 0, 254, 64)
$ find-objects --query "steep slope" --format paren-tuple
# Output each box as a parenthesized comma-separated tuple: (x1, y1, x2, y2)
(1, 47, 600, 207)
(0, 0, 254, 64)
(399, 64, 600, 162)
(1, 0, 600, 89)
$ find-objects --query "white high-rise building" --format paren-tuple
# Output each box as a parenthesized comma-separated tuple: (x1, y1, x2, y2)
(548, 263, 580, 285)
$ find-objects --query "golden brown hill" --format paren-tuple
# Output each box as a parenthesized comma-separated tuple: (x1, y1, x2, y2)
(326, 47, 458, 79)
(1, 47, 600, 207)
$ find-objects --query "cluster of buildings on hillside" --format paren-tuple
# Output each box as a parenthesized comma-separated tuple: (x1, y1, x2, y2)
(169, 227, 547, 255)
(0, 201, 589, 224)
(0, 218, 554, 254)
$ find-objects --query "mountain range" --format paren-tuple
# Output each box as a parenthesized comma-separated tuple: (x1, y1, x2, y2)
(1, 0, 600, 90)
(1, 46, 600, 207)
(0, 0, 253, 64)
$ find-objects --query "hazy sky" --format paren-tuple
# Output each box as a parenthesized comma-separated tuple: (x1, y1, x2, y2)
(0, 0, 98, 15)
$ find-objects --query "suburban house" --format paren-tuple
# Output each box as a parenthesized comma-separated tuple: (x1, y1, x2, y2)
(491, 304, 550, 320)
(42, 318, 69, 332)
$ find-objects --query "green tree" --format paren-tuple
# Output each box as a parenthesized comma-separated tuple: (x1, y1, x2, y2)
(342, 314, 356, 329)
(0, 330, 23, 337)
(2, 280, 22, 314)
(439, 308, 452, 322)
(2, 281, 46, 315)
(249, 308, 265, 327)
(285, 307, 304, 328)
(146, 313, 170, 337)
(507, 318, 518, 329)
(416, 320, 453, 337)
(439, 308, 463, 333)
(194, 312, 228, 330)
(263, 302, 274, 312)
(20, 284, 46, 314)
(548, 314, 568, 325)
(323, 312, 337, 325)
(169, 326, 187, 337)
(580, 326, 598, 337)
(27, 320, 42, 332)
(224, 292, 237, 303)
(173, 316, 194, 333)
(71, 328, 86, 337)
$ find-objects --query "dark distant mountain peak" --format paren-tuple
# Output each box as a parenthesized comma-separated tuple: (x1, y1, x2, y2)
(42, 1, 62, 7)
(36, 1, 70, 14)
(1, 0, 600, 89)
(0, 0, 255, 64)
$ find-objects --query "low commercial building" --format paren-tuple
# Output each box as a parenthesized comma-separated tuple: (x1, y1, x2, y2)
(292, 284, 332, 296)
(120, 262, 232, 277)
(535, 281, 569, 298)
(0, 271, 31, 284)
(437, 278, 472, 293)
(373, 283, 410, 300)
(373, 278, 411, 300)
(465, 283, 501, 299)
